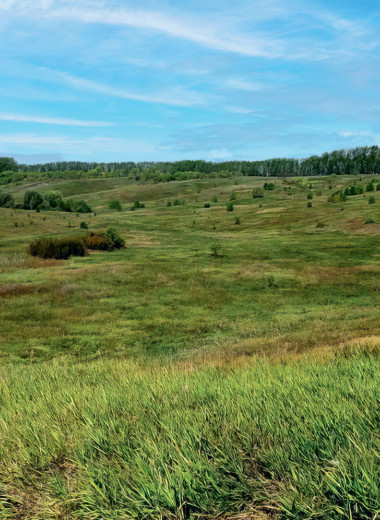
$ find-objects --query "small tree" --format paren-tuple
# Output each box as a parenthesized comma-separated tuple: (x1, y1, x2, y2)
(307, 192, 313, 200)
(227, 202, 234, 212)
(368, 195, 375, 204)
(106, 227, 125, 249)
(0, 192, 14, 208)
(24, 190, 43, 210)
(80, 221, 88, 229)
(109, 200, 122, 211)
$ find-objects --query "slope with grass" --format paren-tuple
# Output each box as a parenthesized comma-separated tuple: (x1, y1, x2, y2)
(0, 174, 379, 519)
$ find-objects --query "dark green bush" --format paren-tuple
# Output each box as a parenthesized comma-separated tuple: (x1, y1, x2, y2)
(230, 192, 237, 201)
(0, 192, 14, 208)
(235, 217, 241, 225)
(368, 196, 375, 204)
(67, 199, 92, 213)
(264, 182, 275, 190)
(307, 201, 313, 208)
(166, 200, 172, 207)
(173, 199, 181, 206)
(109, 200, 122, 211)
(307, 192, 313, 200)
(204, 202, 211, 208)
(106, 228, 125, 249)
(28, 237, 87, 259)
(366, 182, 375, 192)
(24, 190, 43, 210)
(226, 202, 234, 212)
(211, 195, 218, 203)
(344, 184, 364, 196)
(43, 191, 65, 210)
(131, 201, 145, 210)
(80, 221, 88, 229)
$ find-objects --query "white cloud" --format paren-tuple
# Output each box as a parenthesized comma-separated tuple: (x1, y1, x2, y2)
(0, 133, 161, 155)
(0, 112, 113, 127)
(225, 79, 266, 92)
(54, 71, 206, 106)
(0, 0, 284, 58)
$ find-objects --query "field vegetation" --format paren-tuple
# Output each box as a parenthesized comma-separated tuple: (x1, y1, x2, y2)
(0, 172, 379, 519)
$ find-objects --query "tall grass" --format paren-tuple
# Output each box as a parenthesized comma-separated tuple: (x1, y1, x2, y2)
(0, 346, 379, 519)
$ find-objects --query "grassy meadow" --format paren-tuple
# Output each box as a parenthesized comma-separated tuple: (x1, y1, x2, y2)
(0, 174, 379, 519)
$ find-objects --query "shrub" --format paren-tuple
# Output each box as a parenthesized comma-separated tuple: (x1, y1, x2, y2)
(264, 182, 275, 190)
(230, 192, 237, 201)
(252, 187, 264, 198)
(203, 202, 211, 208)
(345, 184, 364, 196)
(211, 195, 218, 203)
(131, 201, 145, 210)
(368, 196, 375, 204)
(376, 184, 380, 191)
(24, 190, 43, 210)
(366, 182, 375, 192)
(80, 221, 88, 229)
(28, 237, 87, 259)
(167, 200, 172, 207)
(109, 200, 122, 211)
(365, 217, 374, 224)
(0, 192, 14, 208)
(226, 202, 234, 212)
(85, 234, 110, 251)
(235, 217, 241, 225)
(316, 221, 326, 228)
(68, 199, 92, 213)
(106, 227, 125, 249)
(307, 192, 313, 200)
(316, 190, 322, 196)
(307, 202, 313, 208)
(43, 191, 64, 210)
(173, 199, 181, 206)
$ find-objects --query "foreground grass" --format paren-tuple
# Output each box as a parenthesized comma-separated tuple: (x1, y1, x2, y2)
(0, 344, 379, 519)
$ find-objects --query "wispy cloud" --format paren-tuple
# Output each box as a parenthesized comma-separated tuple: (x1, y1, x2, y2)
(225, 79, 266, 92)
(0, 112, 113, 127)
(54, 71, 207, 107)
(0, 0, 284, 58)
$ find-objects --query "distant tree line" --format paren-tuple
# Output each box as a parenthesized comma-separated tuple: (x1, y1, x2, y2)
(0, 145, 379, 185)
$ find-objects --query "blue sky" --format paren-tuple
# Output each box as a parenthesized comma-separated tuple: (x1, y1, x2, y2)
(0, 0, 379, 163)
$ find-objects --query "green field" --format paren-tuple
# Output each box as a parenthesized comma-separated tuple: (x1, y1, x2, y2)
(0, 175, 379, 519)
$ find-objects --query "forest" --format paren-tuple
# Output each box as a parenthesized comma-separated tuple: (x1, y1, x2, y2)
(0, 145, 379, 186)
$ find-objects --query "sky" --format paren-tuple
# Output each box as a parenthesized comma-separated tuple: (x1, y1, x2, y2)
(0, 0, 379, 164)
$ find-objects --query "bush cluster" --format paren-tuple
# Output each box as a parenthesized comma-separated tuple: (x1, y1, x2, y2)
(28, 237, 87, 259)
(263, 182, 275, 190)
(131, 201, 145, 210)
(84, 228, 125, 251)
(22, 190, 92, 213)
(0, 192, 15, 208)
(344, 184, 364, 196)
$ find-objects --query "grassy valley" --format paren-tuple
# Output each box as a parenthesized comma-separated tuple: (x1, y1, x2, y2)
(0, 174, 379, 519)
